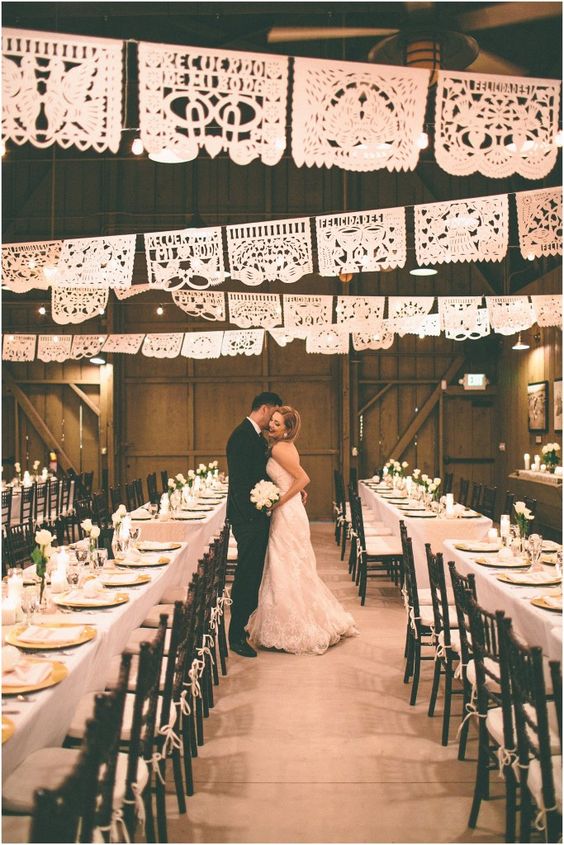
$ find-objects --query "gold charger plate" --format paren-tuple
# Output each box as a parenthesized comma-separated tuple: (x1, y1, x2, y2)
(138, 542, 181, 552)
(2, 716, 15, 743)
(172, 514, 205, 520)
(474, 557, 529, 568)
(5, 623, 97, 650)
(52, 591, 129, 609)
(116, 557, 169, 568)
(182, 505, 214, 512)
(455, 542, 500, 553)
(496, 573, 562, 587)
(530, 595, 562, 613)
(100, 572, 151, 587)
(2, 659, 68, 695)
(541, 555, 558, 566)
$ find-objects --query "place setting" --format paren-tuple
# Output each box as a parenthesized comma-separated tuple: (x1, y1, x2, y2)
(4, 622, 97, 651)
(50, 576, 130, 609)
(2, 644, 68, 696)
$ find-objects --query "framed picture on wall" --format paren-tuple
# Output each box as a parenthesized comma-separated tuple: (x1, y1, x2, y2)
(527, 381, 549, 432)
(554, 378, 562, 432)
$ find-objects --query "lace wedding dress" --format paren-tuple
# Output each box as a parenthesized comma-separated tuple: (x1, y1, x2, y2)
(246, 457, 358, 655)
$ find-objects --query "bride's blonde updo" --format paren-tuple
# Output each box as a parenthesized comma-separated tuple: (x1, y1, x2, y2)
(277, 406, 301, 442)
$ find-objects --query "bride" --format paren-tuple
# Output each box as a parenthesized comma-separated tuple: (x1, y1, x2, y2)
(246, 406, 358, 655)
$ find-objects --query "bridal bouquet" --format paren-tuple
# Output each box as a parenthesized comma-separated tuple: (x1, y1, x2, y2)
(250, 480, 280, 514)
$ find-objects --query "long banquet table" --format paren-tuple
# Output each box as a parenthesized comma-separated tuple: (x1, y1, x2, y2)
(359, 481, 492, 586)
(2, 498, 226, 781)
(443, 540, 562, 661)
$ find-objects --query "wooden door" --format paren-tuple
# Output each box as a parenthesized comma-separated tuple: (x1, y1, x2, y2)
(443, 393, 497, 493)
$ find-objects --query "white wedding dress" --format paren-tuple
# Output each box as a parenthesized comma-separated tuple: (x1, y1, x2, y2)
(246, 457, 359, 655)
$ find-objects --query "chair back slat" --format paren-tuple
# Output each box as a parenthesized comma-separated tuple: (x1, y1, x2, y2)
(147, 472, 159, 504)
(481, 485, 497, 520)
(458, 478, 469, 506)
(2, 488, 13, 527)
(470, 482, 482, 511)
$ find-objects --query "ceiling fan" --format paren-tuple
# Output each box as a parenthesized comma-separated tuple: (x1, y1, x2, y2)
(267, 1, 561, 76)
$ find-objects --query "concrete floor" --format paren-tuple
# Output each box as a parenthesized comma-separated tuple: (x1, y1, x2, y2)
(166, 523, 506, 844)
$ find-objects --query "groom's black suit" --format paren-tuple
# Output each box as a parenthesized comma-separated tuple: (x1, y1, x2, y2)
(226, 418, 271, 644)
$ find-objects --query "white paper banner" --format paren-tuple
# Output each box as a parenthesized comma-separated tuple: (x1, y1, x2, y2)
(2, 28, 123, 153)
(52, 287, 109, 325)
(436, 71, 560, 179)
(292, 57, 429, 172)
(305, 328, 349, 355)
(181, 331, 223, 359)
(316, 208, 406, 275)
(284, 295, 333, 329)
(2, 334, 36, 361)
(221, 329, 264, 356)
(70, 335, 106, 359)
(268, 328, 307, 347)
(444, 307, 491, 341)
(487, 296, 536, 335)
(144, 227, 225, 290)
(142, 333, 183, 358)
(336, 296, 385, 331)
(102, 334, 144, 354)
(37, 334, 72, 362)
(531, 295, 562, 328)
(2, 241, 60, 292)
(227, 293, 282, 329)
(516, 187, 563, 260)
(226, 218, 313, 286)
(352, 328, 395, 351)
(55, 235, 136, 289)
(415, 194, 508, 266)
(388, 297, 434, 336)
(138, 42, 288, 166)
(439, 297, 484, 335)
(172, 290, 226, 321)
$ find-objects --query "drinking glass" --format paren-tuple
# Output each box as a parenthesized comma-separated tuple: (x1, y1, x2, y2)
(21, 585, 40, 624)
(148, 503, 158, 519)
(67, 560, 80, 588)
(93, 548, 108, 572)
(129, 526, 141, 545)
(528, 534, 544, 570)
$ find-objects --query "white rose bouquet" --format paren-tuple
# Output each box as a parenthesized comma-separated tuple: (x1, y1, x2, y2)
(514, 501, 534, 538)
(112, 504, 128, 531)
(81, 519, 101, 553)
(32, 528, 55, 600)
(541, 442, 560, 471)
(250, 480, 281, 515)
(196, 463, 208, 478)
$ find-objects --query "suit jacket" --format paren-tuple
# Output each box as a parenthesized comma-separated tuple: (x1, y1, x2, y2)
(226, 418, 269, 526)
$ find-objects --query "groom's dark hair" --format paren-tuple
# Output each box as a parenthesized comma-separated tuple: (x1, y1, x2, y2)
(251, 391, 283, 410)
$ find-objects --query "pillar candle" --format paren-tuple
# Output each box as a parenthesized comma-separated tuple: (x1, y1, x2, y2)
(7, 569, 23, 605)
(534, 454, 541, 470)
(2, 598, 16, 626)
(50, 570, 67, 594)
(524, 453, 530, 471)
(500, 514, 511, 538)
(445, 493, 454, 516)
(487, 528, 499, 543)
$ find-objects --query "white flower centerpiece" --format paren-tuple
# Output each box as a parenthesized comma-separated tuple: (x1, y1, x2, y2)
(513, 500, 534, 539)
(541, 442, 561, 472)
(31, 528, 55, 603)
(167, 473, 187, 511)
(250, 480, 281, 515)
(111, 504, 129, 557)
(81, 518, 101, 558)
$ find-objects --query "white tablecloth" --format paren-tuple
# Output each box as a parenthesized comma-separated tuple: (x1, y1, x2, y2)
(443, 540, 562, 660)
(359, 482, 492, 587)
(2, 499, 226, 780)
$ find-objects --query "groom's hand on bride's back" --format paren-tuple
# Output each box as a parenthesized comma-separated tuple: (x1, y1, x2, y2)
(300, 490, 308, 505)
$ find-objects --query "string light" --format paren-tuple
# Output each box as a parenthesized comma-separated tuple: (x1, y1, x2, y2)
(131, 137, 144, 155)
(156, 305, 164, 316)
(416, 131, 429, 150)
(554, 129, 563, 147)
(38, 305, 46, 315)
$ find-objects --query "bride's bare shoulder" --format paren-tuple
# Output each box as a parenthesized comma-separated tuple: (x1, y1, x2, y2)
(271, 441, 298, 459)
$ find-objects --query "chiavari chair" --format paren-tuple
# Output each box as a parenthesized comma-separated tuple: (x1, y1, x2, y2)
(124, 481, 137, 512)
(81, 471, 94, 495)
(92, 490, 110, 527)
(133, 478, 145, 508)
(497, 614, 562, 843)
(349, 489, 401, 603)
(47, 478, 60, 520)
(480, 485, 497, 520)
(399, 522, 434, 706)
(59, 475, 73, 515)
(2, 488, 13, 527)
(425, 547, 462, 747)
(502, 491, 516, 519)
(4, 522, 36, 569)
(19, 485, 35, 524)
(443, 471, 454, 494)
(146, 472, 159, 504)
(109, 484, 123, 512)
(458, 477, 469, 506)
(160, 469, 169, 493)
(447, 562, 478, 761)
(33, 481, 49, 526)
(470, 482, 483, 511)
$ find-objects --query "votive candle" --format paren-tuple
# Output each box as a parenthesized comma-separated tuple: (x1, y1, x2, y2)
(500, 514, 511, 538)
(445, 493, 454, 516)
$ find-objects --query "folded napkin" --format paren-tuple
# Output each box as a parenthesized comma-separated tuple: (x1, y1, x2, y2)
(543, 595, 563, 609)
(101, 573, 139, 586)
(59, 590, 115, 605)
(138, 541, 173, 551)
(122, 552, 169, 566)
(504, 572, 556, 585)
(3, 661, 52, 687)
(130, 508, 152, 520)
(18, 625, 85, 643)
(543, 541, 561, 552)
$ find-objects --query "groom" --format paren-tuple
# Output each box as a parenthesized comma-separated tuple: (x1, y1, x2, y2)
(226, 391, 283, 658)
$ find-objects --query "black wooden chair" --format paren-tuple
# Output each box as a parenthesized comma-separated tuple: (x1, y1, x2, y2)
(2, 488, 13, 527)
(480, 485, 497, 520)
(458, 477, 469, 506)
(448, 561, 478, 761)
(470, 482, 482, 511)
(160, 469, 169, 493)
(92, 490, 110, 527)
(497, 615, 562, 843)
(349, 490, 401, 603)
(124, 481, 137, 512)
(133, 478, 144, 508)
(523, 496, 537, 518)
(147, 472, 159, 504)
(19, 485, 35, 524)
(443, 471, 454, 494)
(33, 481, 49, 526)
(502, 491, 516, 518)
(5, 522, 36, 569)
(59, 476, 73, 515)
(400, 522, 435, 706)
(109, 484, 123, 512)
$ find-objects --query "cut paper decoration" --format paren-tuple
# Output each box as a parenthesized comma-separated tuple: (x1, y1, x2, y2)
(138, 42, 288, 166)
(173, 290, 226, 322)
(142, 333, 183, 358)
(388, 297, 434, 336)
(284, 295, 333, 328)
(516, 187, 563, 259)
(221, 329, 264, 357)
(268, 329, 307, 347)
(336, 296, 385, 330)
(415, 194, 508, 266)
(227, 293, 282, 329)
(144, 227, 225, 290)
(439, 297, 484, 335)
(55, 235, 136, 289)
(2, 334, 36, 361)
(352, 328, 395, 351)
(51, 287, 109, 325)
(102, 334, 144, 354)
(531, 295, 562, 328)
(487, 296, 536, 335)
(316, 208, 406, 275)
(181, 331, 223, 359)
(2, 28, 123, 153)
(2, 241, 60, 292)
(435, 71, 560, 179)
(70, 335, 106, 359)
(305, 328, 349, 355)
(292, 57, 429, 172)
(227, 218, 313, 286)
(444, 307, 491, 341)
(37, 334, 72, 362)
(114, 284, 152, 300)
(418, 313, 441, 337)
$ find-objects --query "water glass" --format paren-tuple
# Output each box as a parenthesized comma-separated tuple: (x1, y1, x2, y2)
(528, 534, 544, 570)
(93, 548, 108, 572)
(67, 560, 80, 588)
(129, 526, 141, 544)
(148, 503, 158, 519)
(21, 585, 40, 624)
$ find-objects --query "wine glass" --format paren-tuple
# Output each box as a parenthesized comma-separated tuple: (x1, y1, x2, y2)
(528, 534, 544, 571)
(148, 503, 158, 519)
(67, 559, 80, 588)
(21, 585, 40, 625)
(93, 548, 108, 572)
(129, 526, 141, 546)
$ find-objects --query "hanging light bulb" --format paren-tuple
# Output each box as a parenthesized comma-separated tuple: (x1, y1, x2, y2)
(526, 252, 535, 261)
(409, 267, 437, 276)
(37, 305, 46, 316)
(42, 265, 59, 281)
(554, 129, 564, 147)
(416, 131, 429, 150)
(512, 333, 530, 350)
(1, 139, 6, 157)
(156, 305, 164, 316)
(418, 330, 426, 339)
(131, 137, 144, 155)
(339, 271, 354, 283)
